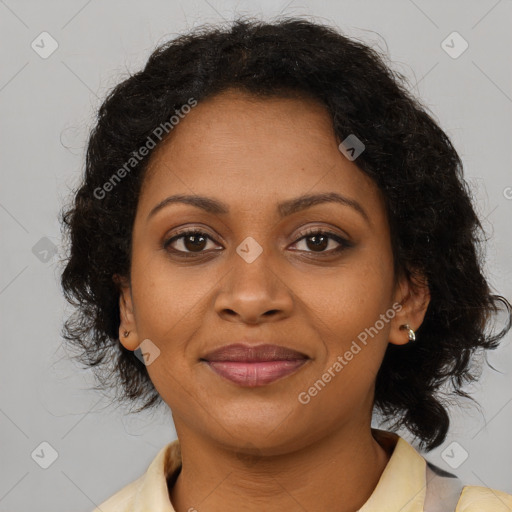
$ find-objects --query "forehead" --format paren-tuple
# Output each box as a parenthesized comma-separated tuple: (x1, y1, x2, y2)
(137, 89, 384, 221)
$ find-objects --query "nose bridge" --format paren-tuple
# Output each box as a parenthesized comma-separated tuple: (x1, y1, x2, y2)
(235, 235, 276, 287)
(214, 234, 292, 322)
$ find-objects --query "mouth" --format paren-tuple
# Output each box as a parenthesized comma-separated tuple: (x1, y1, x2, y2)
(200, 343, 310, 387)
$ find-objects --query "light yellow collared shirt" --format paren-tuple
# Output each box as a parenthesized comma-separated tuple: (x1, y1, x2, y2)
(92, 431, 512, 511)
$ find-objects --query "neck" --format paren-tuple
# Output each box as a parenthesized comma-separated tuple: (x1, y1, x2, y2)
(169, 423, 394, 512)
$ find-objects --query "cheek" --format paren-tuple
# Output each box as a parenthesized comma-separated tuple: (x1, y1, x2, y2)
(308, 253, 394, 331)
(131, 247, 213, 336)
(304, 249, 394, 378)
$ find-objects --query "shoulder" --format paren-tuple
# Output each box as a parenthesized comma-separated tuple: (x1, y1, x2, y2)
(456, 485, 512, 511)
(90, 475, 143, 512)
(89, 439, 181, 512)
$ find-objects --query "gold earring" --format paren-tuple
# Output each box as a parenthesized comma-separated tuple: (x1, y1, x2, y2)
(400, 324, 416, 342)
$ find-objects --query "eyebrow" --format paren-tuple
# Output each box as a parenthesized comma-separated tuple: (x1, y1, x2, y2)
(147, 192, 370, 224)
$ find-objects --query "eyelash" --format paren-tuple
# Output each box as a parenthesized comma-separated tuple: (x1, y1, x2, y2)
(163, 227, 352, 258)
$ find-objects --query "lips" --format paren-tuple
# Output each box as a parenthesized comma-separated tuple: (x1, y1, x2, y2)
(201, 343, 309, 387)
(202, 343, 308, 362)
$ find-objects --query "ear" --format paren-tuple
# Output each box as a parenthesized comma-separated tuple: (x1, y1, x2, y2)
(388, 269, 430, 346)
(113, 273, 140, 351)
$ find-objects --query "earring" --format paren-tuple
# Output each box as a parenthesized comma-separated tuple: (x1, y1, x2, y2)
(123, 330, 130, 338)
(400, 324, 416, 342)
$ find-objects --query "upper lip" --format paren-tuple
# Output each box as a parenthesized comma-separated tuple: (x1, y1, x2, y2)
(201, 343, 309, 362)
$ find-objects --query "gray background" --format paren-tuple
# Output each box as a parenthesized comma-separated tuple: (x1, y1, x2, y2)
(1, 0, 511, 510)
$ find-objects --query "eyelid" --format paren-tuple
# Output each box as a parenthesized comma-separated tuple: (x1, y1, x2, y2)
(293, 225, 351, 243)
(163, 225, 223, 245)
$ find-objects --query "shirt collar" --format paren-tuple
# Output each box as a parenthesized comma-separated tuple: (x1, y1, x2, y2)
(359, 429, 427, 511)
(132, 439, 181, 512)
(131, 429, 427, 512)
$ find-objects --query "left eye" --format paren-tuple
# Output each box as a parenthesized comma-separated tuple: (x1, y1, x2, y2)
(290, 230, 351, 254)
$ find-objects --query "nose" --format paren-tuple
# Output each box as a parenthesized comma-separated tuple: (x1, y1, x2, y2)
(213, 244, 294, 325)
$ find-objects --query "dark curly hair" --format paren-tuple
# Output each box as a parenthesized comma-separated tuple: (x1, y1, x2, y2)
(59, 16, 511, 451)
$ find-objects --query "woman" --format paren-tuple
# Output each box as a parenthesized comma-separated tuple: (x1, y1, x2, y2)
(60, 17, 512, 511)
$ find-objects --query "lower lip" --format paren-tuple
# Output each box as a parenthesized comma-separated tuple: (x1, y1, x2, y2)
(204, 360, 308, 387)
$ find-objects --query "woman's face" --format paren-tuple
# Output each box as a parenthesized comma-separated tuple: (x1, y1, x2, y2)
(118, 89, 429, 454)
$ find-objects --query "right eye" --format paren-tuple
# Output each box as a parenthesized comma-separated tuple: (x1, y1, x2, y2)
(163, 229, 223, 256)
